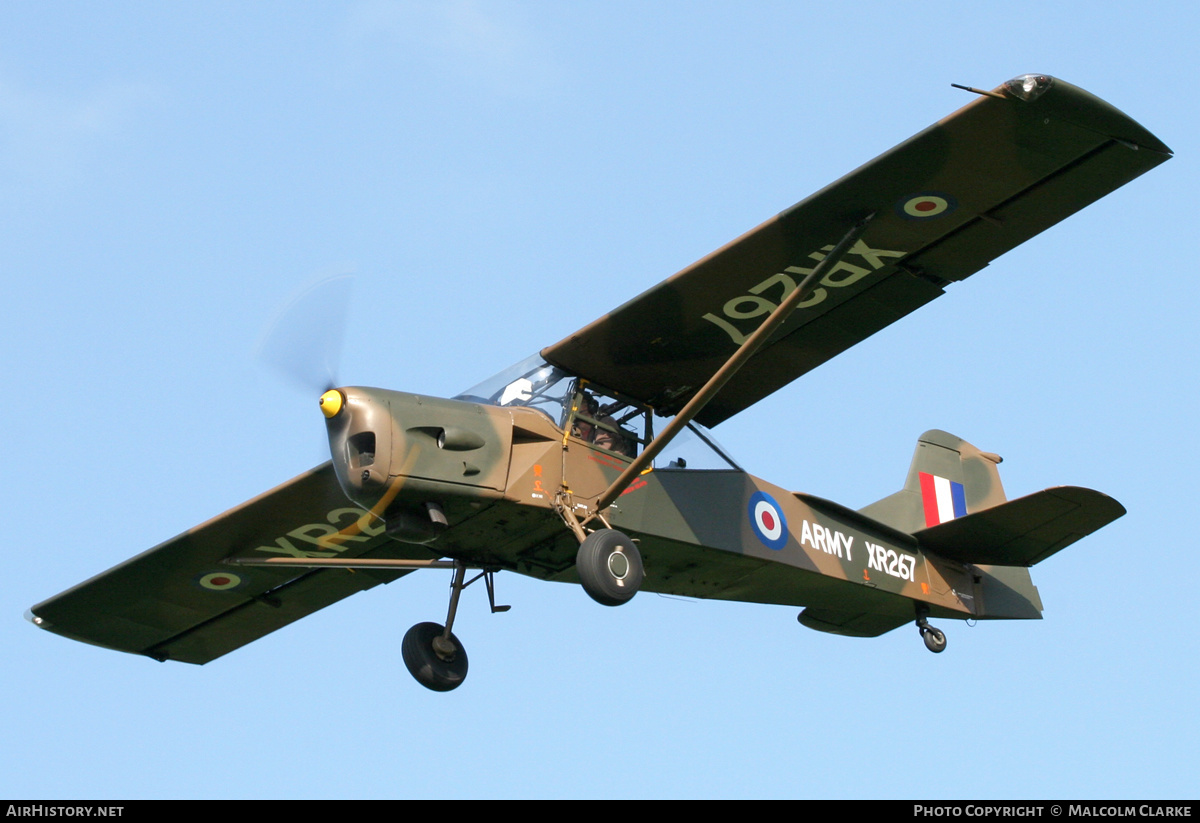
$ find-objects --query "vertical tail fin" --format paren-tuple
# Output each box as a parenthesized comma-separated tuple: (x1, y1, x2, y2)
(859, 429, 1007, 534)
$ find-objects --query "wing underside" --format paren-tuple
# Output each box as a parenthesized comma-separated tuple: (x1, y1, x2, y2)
(29, 463, 431, 664)
(542, 76, 1171, 426)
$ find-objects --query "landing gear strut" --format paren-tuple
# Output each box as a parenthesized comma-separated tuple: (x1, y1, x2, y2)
(402, 560, 509, 691)
(916, 608, 947, 654)
(226, 552, 506, 691)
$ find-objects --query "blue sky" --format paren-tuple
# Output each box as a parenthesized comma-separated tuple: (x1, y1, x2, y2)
(4, 1, 1196, 799)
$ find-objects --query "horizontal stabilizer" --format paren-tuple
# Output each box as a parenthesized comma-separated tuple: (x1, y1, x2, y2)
(913, 486, 1125, 566)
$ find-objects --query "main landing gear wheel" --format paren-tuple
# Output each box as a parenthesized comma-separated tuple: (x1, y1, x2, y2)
(921, 626, 947, 654)
(402, 621, 468, 691)
(576, 529, 643, 606)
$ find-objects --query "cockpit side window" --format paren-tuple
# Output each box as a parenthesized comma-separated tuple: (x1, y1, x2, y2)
(653, 422, 742, 470)
(564, 383, 652, 459)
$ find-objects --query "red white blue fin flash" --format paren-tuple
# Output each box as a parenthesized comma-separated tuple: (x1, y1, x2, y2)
(919, 472, 967, 527)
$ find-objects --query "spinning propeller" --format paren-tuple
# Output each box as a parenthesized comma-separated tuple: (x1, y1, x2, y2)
(255, 271, 355, 397)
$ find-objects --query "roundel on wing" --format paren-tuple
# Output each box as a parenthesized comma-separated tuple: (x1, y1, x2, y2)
(896, 192, 957, 220)
(747, 491, 788, 550)
(197, 571, 244, 591)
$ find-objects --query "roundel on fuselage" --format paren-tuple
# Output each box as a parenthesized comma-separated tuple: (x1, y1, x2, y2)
(748, 491, 788, 550)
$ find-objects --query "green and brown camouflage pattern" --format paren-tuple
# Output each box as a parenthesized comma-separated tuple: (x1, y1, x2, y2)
(28, 386, 1122, 661)
(28, 74, 1162, 663)
(27, 462, 436, 664)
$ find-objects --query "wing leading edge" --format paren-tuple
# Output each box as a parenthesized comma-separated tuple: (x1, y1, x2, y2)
(28, 463, 434, 664)
(541, 75, 1171, 427)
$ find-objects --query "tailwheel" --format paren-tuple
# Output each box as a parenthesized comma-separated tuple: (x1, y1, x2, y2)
(919, 625, 947, 654)
(576, 529, 644, 606)
(402, 621, 468, 691)
(915, 607, 947, 653)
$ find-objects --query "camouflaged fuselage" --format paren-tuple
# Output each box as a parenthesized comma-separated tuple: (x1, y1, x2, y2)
(325, 388, 1040, 630)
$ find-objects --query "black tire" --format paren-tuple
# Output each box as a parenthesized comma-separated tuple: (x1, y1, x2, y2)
(402, 621, 468, 691)
(576, 529, 643, 606)
(922, 626, 947, 654)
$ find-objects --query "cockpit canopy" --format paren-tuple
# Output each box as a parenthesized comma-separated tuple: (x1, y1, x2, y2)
(456, 354, 740, 470)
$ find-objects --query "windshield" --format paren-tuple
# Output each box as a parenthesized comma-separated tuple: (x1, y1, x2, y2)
(454, 354, 577, 425)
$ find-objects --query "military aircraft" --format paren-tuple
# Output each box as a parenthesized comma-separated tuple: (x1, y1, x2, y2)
(29, 74, 1171, 691)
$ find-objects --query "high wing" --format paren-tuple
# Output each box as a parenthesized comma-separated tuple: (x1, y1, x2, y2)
(541, 75, 1172, 427)
(28, 463, 433, 664)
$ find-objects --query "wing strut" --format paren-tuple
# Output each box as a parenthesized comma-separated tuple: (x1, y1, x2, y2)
(587, 214, 875, 518)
